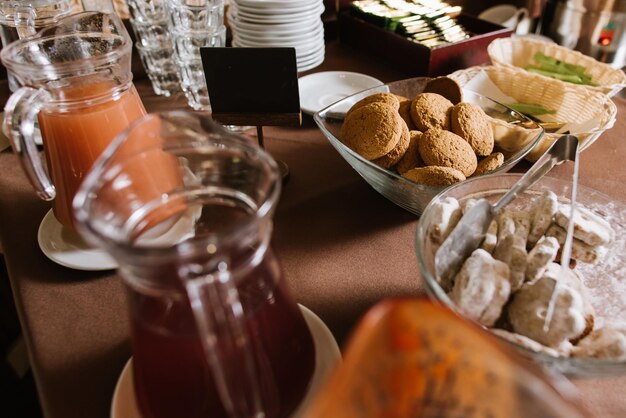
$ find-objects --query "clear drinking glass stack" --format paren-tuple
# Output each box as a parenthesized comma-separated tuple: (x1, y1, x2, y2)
(165, 0, 226, 110)
(126, 0, 182, 97)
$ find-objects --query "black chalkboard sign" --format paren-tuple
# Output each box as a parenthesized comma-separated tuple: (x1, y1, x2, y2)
(200, 47, 301, 127)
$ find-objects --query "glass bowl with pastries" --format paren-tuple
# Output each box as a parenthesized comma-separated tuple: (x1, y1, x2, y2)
(415, 172, 626, 378)
(449, 64, 618, 161)
(313, 76, 544, 215)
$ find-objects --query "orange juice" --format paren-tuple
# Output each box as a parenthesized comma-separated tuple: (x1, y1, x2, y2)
(98, 115, 188, 240)
(39, 82, 146, 230)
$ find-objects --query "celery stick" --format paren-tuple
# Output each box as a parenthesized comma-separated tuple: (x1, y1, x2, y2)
(530, 52, 596, 85)
(526, 67, 585, 84)
(507, 103, 556, 116)
(534, 51, 557, 66)
(563, 62, 588, 75)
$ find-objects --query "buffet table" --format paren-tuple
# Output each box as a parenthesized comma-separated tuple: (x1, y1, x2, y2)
(0, 41, 625, 418)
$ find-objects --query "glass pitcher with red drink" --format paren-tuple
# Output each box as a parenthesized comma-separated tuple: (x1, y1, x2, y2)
(73, 111, 316, 418)
(1, 11, 146, 231)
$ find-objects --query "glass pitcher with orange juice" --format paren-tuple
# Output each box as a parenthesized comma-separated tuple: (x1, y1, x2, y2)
(73, 111, 316, 418)
(1, 11, 146, 231)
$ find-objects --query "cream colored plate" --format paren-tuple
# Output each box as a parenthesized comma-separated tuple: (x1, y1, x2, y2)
(37, 209, 118, 271)
(110, 304, 342, 418)
(298, 71, 384, 115)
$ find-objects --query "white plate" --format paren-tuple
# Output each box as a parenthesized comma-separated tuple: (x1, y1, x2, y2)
(297, 47, 325, 68)
(235, 0, 320, 9)
(298, 71, 384, 115)
(234, 1, 322, 16)
(229, 14, 321, 33)
(297, 54, 324, 73)
(235, 33, 323, 48)
(297, 50, 325, 73)
(235, 4, 324, 23)
(233, 23, 323, 41)
(37, 209, 118, 271)
(233, 25, 324, 42)
(37, 204, 200, 271)
(296, 46, 326, 65)
(235, 0, 320, 11)
(235, 34, 323, 54)
(110, 304, 341, 418)
(296, 41, 324, 58)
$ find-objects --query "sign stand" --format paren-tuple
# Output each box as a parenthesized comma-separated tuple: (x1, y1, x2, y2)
(200, 47, 302, 181)
(255, 125, 290, 179)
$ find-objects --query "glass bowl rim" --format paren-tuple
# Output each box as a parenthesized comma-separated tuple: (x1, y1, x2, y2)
(313, 76, 545, 194)
(414, 172, 626, 376)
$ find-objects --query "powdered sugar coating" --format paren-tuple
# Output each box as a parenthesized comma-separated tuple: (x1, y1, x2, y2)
(571, 198, 626, 326)
(459, 185, 626, 326)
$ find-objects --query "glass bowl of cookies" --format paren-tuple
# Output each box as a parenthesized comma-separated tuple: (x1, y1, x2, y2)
(313, 77, 544, 215)
(415, 173, 626, 377)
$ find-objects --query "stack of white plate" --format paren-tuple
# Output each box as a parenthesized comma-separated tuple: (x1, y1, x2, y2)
(228, 0, 325, 72)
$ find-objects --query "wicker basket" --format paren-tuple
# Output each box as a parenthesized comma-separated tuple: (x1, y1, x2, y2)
(449, 65, 617, 161)
(488, 37, 626, 97)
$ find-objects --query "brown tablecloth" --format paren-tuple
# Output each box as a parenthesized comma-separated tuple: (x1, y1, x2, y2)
(1, 41, 625, 418)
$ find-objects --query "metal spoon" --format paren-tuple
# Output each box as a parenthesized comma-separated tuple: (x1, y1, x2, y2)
(435, 135, 579, 288)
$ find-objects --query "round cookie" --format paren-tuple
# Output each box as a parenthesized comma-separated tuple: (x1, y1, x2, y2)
(396, 130, 423, 174)
(424, 76, 463, 105)
(402, 166, 466, 187)
(418, 129, 477, 177)
(372, 121, 410, 169)
(397, 97, 417, 130)
(473, 152, 504, 176)
(340, 102, 403, 160)
(410, 93, 452, 131)
(450, 102, 494, 156)
(346, 92, 400, 118)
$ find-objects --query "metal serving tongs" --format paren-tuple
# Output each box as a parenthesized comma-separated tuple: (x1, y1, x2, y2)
(435, 135, 579, 286)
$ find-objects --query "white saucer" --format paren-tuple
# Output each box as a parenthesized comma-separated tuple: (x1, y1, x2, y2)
(234, 35, 322, 51)
(297, 56, 324, 73)
(230, 15, 321, 33)
(37, 209, 118, 271)
(295, 43, 325, 72)
(234, 24, 324, 41)
(298, 71, 384, 115)
(110, 304, 341, 418)
(297, 47, 325, 69)
(235, 0, 320, 11)
(236, 5, 324, 24)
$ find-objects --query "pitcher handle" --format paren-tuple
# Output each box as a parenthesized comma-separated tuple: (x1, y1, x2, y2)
(184, 264, 266, 418)
(3, 87, 56, 201)
(14, 5, 37, 38)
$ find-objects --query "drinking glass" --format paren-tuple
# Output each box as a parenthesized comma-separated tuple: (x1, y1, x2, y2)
(1, 11, 147, 231)
(126, 0, 182, 97)
(171, 25, 226, 110)
(74, 111, 316, 418)
(167, 0, 224, 32)
(126, 0, 167, 22)
(135, 42, 182, 97)
(165, 0, 225, 110)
